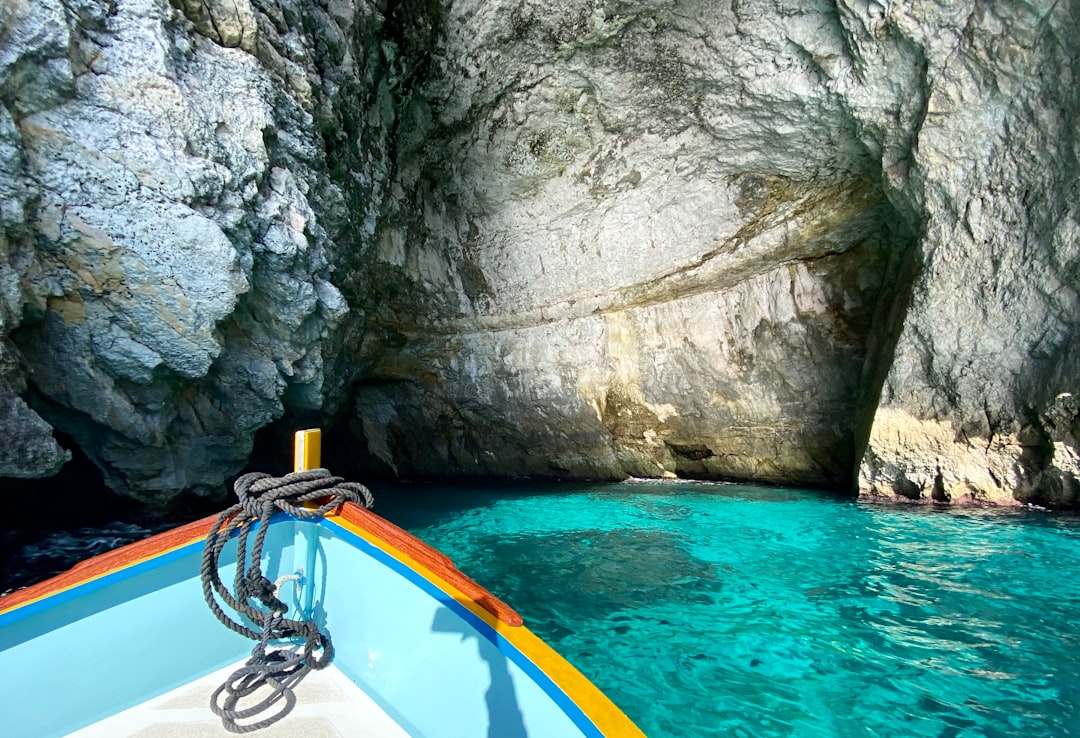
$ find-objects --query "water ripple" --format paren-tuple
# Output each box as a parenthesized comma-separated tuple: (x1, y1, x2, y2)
(379, 483, 1080, 737)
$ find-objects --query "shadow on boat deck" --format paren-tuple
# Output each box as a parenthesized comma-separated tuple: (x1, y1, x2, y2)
(432, 606, 527, 738)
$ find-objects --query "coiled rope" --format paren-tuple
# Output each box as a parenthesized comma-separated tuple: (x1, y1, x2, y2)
(201, 469, 375, 733)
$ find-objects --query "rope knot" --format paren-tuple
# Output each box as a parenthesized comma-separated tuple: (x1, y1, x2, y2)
(242, 571, 286, 614)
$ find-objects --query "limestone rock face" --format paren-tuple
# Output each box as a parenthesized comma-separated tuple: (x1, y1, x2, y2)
(0, 0, 388, 501)
(1, 0, 1077, 507)
(345, 0, 913, 487)
(0, 230, 70, 477)
(0, 2, 71, 478)
(838, 0, 1080, 506)
(351, 0, 1078, 505)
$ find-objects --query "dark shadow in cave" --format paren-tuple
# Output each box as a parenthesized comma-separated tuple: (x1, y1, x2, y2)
(0, 432, 153, 593)
(848, 212, 924, 495)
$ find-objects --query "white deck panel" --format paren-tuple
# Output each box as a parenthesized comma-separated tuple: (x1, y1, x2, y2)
(67, 660, 411, 738)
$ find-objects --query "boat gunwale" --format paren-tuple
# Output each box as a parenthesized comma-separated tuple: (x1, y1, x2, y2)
(0, 504, 522, 626)
(0, 501, 645, 738)
(0, 513, 219, 617)
(321, 510, 646, 738)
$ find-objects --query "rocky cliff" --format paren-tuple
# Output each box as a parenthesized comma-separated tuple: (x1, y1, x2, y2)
(0, 0, 1076, 507)
(0, 0, 388, 499)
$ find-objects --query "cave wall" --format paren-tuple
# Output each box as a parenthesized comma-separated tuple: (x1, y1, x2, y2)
(842, 0, 1080, 506)
(1, 0, 1077, 507)
(350, 0, 916, 488)
(0, 0, 391, 500)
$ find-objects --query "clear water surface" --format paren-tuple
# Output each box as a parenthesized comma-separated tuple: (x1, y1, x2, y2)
(377, 481, 1080, 738)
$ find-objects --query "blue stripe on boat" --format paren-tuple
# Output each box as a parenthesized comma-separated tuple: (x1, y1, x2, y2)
(320, 516, 606, 738)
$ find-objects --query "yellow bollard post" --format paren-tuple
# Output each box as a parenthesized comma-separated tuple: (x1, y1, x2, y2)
(293, 428, 323, 616)
(293, 429, 322, 472)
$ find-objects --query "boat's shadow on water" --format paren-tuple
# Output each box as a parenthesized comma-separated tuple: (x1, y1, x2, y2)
(432, 606, 528, 738)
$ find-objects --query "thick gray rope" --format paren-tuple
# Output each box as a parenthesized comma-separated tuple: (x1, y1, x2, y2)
(201, 469, 374, 733)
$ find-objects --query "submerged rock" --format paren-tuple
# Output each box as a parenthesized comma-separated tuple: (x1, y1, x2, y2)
(0, 0, 1076, 507)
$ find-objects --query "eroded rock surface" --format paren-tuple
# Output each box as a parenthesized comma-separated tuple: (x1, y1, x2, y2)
(1, 0, 1077, 507)
(840, 0, 1080, 506)
(352, 0, 916, 487)
(0, 0, 388, 501)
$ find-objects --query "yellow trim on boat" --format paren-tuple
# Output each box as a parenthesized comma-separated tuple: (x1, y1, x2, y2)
(326, 511, 646, 738)
(5, 428, 645, 736)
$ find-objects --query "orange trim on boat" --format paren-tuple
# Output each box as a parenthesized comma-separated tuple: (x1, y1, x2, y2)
(0, 513, 218, 615)
(0, 498, 643, 736)
(333, 501, 523, 627)
(326, 503, 647, 738)
(0, 503, 523, 629)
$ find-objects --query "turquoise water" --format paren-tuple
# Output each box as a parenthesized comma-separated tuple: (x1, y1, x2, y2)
(377, 481, 1080, 737)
